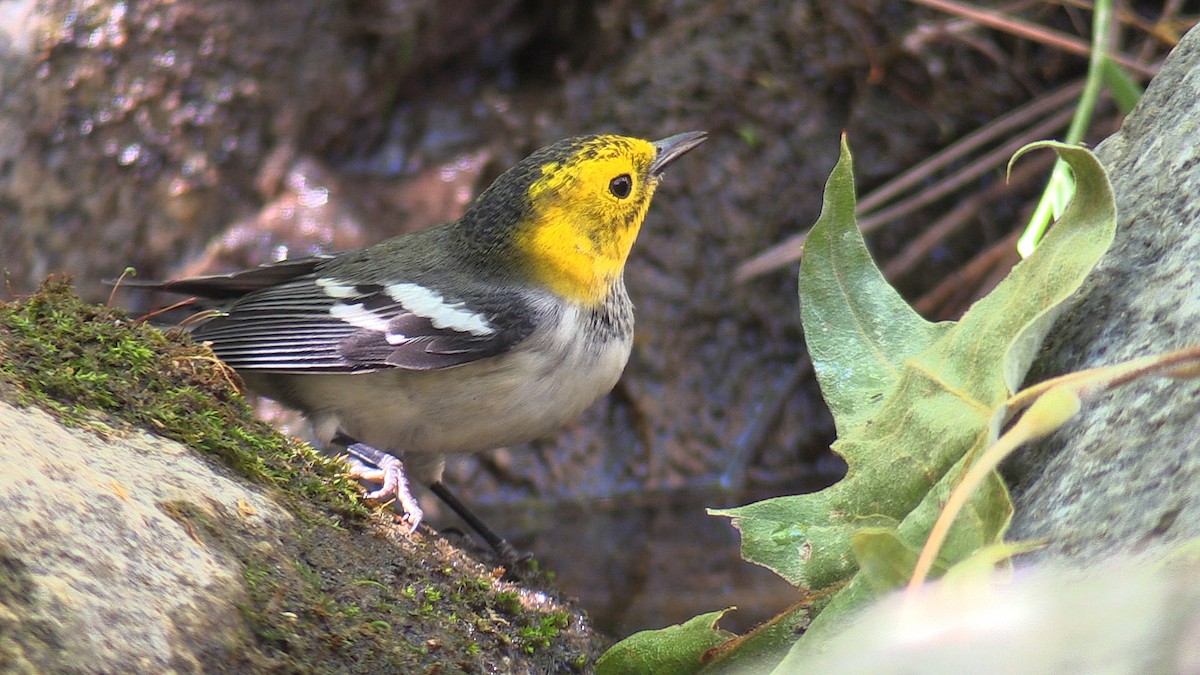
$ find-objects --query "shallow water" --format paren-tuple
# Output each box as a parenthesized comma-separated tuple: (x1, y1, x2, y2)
(431, 482, 840, 638)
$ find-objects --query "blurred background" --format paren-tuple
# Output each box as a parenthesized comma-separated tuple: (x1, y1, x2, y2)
(0, 0, 1190, 638)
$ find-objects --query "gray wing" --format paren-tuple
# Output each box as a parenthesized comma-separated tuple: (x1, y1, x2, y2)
(167, 267, 536, 373)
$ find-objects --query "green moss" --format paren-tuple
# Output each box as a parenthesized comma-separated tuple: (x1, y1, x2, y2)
(518, 613, 571, 654)
(494, 588, 535, 616)
(0, 277, 366, 519)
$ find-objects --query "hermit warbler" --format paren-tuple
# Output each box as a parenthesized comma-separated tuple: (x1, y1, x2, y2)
(141, 131, 707, 556)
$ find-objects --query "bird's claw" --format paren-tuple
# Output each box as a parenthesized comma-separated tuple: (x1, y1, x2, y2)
(345, 453, 423, 533)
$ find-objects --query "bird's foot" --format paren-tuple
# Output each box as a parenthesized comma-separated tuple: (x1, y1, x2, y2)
(343, 443, 423, 532)
(333, 437, 525, 567)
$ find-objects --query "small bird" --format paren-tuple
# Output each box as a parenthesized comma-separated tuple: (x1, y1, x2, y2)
(139, 131, 707, 557)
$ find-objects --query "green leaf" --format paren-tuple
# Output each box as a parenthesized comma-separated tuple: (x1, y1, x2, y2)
(797, 135, 951, 436)
(711, 140, 1115, 620)
(766, 467, 1013, 672)
(1101, 59, 1143, 114)
(850, 528, 923, 595)
(697, 605, 816, 675)
(596, 610, 735, 675)
(785, 466, 1011, 655)
(942, 540, 1046, 583)
(897, 458, 1013, 567)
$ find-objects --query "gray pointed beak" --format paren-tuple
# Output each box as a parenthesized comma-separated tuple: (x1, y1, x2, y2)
(650, 131, 707, 176)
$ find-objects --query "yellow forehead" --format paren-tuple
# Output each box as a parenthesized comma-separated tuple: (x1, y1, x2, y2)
(564, 135, 657, 170)
(528, 135, 658, 202)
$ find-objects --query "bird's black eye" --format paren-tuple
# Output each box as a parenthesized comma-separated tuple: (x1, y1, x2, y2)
(609, 174, 632, 199)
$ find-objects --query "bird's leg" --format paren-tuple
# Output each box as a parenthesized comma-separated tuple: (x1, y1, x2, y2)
(332, 434, 423, 532)
(428, 480, 522, 565)
(330, 434, 523, 565)
(328, 435, 521, 561)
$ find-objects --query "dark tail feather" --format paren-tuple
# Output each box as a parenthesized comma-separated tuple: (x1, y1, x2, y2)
(113, 256, 330, 300)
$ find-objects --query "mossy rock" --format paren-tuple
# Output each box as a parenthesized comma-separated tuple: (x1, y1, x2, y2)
(0, 278, 598, 673)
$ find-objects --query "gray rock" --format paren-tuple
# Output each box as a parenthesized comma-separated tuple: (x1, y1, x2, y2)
(0, 401, 283, 672)
(1007, 25, 1200, 562)
(0, 393, 597, 673)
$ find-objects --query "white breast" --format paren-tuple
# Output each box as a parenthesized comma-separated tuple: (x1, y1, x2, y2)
(258, 302, 633, 459)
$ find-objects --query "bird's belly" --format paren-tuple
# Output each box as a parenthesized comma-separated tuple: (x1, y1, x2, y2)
(251, 334, 632, 455)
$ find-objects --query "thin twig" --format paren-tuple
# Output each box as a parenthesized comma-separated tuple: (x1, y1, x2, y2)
(859, 80, 1084, 214)
(907, 0, 1160, 77)
(882, 149, 1054, 281)
(864, 82, 1080, 212)
(736, 89, 1078, 283)
(135, 297, 207, 324)
(106, 267, 136, 308)
(913, 229, 1020, 318)
(859, 106, 1075, 236)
